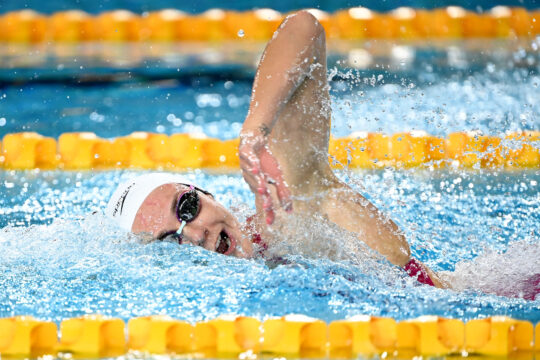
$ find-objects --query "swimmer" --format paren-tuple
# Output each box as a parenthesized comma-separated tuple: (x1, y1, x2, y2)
(107, 11, 505, 293)
(107, 10, 444, 287)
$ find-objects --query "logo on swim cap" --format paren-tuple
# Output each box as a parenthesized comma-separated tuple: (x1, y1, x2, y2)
(111, 183, 134, 217)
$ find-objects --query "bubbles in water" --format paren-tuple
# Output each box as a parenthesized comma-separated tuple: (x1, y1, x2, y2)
(330, 66, 540, 137)
(155, 125, 165, 133)
(1, 41, 540, 324)
(237, 29, 245, 38)
(166, 113, 183, 127)
(0, 118, 6, 126)
(89, 111, 105, 123)
(196, 94, 222, 108)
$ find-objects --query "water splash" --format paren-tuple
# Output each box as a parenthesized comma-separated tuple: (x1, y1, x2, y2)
(0, 170, 538, 325)
(1, 40, 539, 325)
(442, 239, 540, 300)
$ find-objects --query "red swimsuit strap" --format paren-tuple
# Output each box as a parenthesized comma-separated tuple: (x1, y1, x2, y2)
(251, 232, 268, 250)
(403, 258, 435, 286)
(246, 215, 268, 255)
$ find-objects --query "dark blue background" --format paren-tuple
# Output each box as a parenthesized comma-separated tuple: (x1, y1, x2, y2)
(0, 0, 538, 14)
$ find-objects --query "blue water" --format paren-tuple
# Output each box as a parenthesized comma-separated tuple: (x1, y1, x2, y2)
(0, 40, 539, 326)
(0, 169, 539, 324)
(1, 44, 539, 138)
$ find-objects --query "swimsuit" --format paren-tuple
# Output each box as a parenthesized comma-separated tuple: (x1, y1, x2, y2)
(522, 274, 540, 301)
(402, 258, 435, 286)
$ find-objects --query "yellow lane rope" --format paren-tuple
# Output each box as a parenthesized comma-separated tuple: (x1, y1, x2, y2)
(0, 315, 537, 357)
(0, 7, 539, 43)
(0, 131, 538, 170)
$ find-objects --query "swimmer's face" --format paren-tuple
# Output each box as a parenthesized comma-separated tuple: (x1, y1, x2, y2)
(131, 183, 253, 258)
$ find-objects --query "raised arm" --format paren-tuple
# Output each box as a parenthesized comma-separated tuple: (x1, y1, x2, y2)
(243, 11, 324, 134)
(240, 11, 448, 289)
(239, 11, 325, 224)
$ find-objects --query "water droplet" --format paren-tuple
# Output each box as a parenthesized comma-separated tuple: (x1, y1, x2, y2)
(89, 112, 104, 123)
(237, 29, 245, 38)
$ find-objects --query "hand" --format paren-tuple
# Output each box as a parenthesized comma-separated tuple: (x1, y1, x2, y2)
(239, 128, 292, 225)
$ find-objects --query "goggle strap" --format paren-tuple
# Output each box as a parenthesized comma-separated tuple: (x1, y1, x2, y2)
(176, 220, 187, 236)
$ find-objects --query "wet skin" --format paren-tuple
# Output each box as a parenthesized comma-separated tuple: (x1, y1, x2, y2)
(131, 183, 254, 258)
(127, 11, 446, 289)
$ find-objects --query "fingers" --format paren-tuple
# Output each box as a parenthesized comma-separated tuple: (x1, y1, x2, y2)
(244, 169, 275, 225)
(264, 170, 292, 213)
(240, 150, 266, 196)
(276, 178, 293, 213)
(240, 149, 276, 225)
(265, 155, 292, 212)
(259, 147, 293, 213)
(253, 161, 276, 225)
(239, 133, 292, 224)
(258, 176, 275, 225)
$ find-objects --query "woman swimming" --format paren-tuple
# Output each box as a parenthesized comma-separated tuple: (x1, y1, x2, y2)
(108, 11, 473, 291)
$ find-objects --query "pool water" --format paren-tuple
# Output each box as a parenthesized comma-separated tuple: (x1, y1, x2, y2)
(1, 41, 539, 139)
(0, 40, 539, 325)
(0, 169, 539, 324)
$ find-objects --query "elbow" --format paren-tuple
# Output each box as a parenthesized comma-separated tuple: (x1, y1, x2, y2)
(391, 237, 411, 267)
(279, 10, 325, 40)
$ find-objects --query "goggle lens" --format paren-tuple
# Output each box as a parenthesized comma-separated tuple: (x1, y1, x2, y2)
(176, 189, 200, 222)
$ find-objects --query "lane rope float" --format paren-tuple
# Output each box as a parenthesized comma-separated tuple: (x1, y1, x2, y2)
(0, 314, 537, 357)
(0, 131, 538, 170)
(0, 6, 538, 44)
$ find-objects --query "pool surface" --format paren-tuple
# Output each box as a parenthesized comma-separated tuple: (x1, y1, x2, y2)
(1, 168, 539, 325)
(0, 38, 539, 330)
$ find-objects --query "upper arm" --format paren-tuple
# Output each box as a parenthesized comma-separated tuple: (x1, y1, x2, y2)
(244, 10, 327, 133)
(323, 186, 412, 266)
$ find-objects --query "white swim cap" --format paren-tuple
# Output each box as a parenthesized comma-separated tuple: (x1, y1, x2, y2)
(105, 173, 197, 231)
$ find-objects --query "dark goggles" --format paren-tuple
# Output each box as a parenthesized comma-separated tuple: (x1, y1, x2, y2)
(159, 184, 210, 243)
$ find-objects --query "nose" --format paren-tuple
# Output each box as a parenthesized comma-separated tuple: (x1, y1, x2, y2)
(182, 218, 224, 251)
(181, 222, 208, 247)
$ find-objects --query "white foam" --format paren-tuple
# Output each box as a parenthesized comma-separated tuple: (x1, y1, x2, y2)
(440, 239, 540, 299)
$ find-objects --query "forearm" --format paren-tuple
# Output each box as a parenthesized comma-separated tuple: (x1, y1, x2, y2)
(243, 11, 325, 134)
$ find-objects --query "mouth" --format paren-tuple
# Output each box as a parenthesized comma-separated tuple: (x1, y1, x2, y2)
(215, 230, 236, 255)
